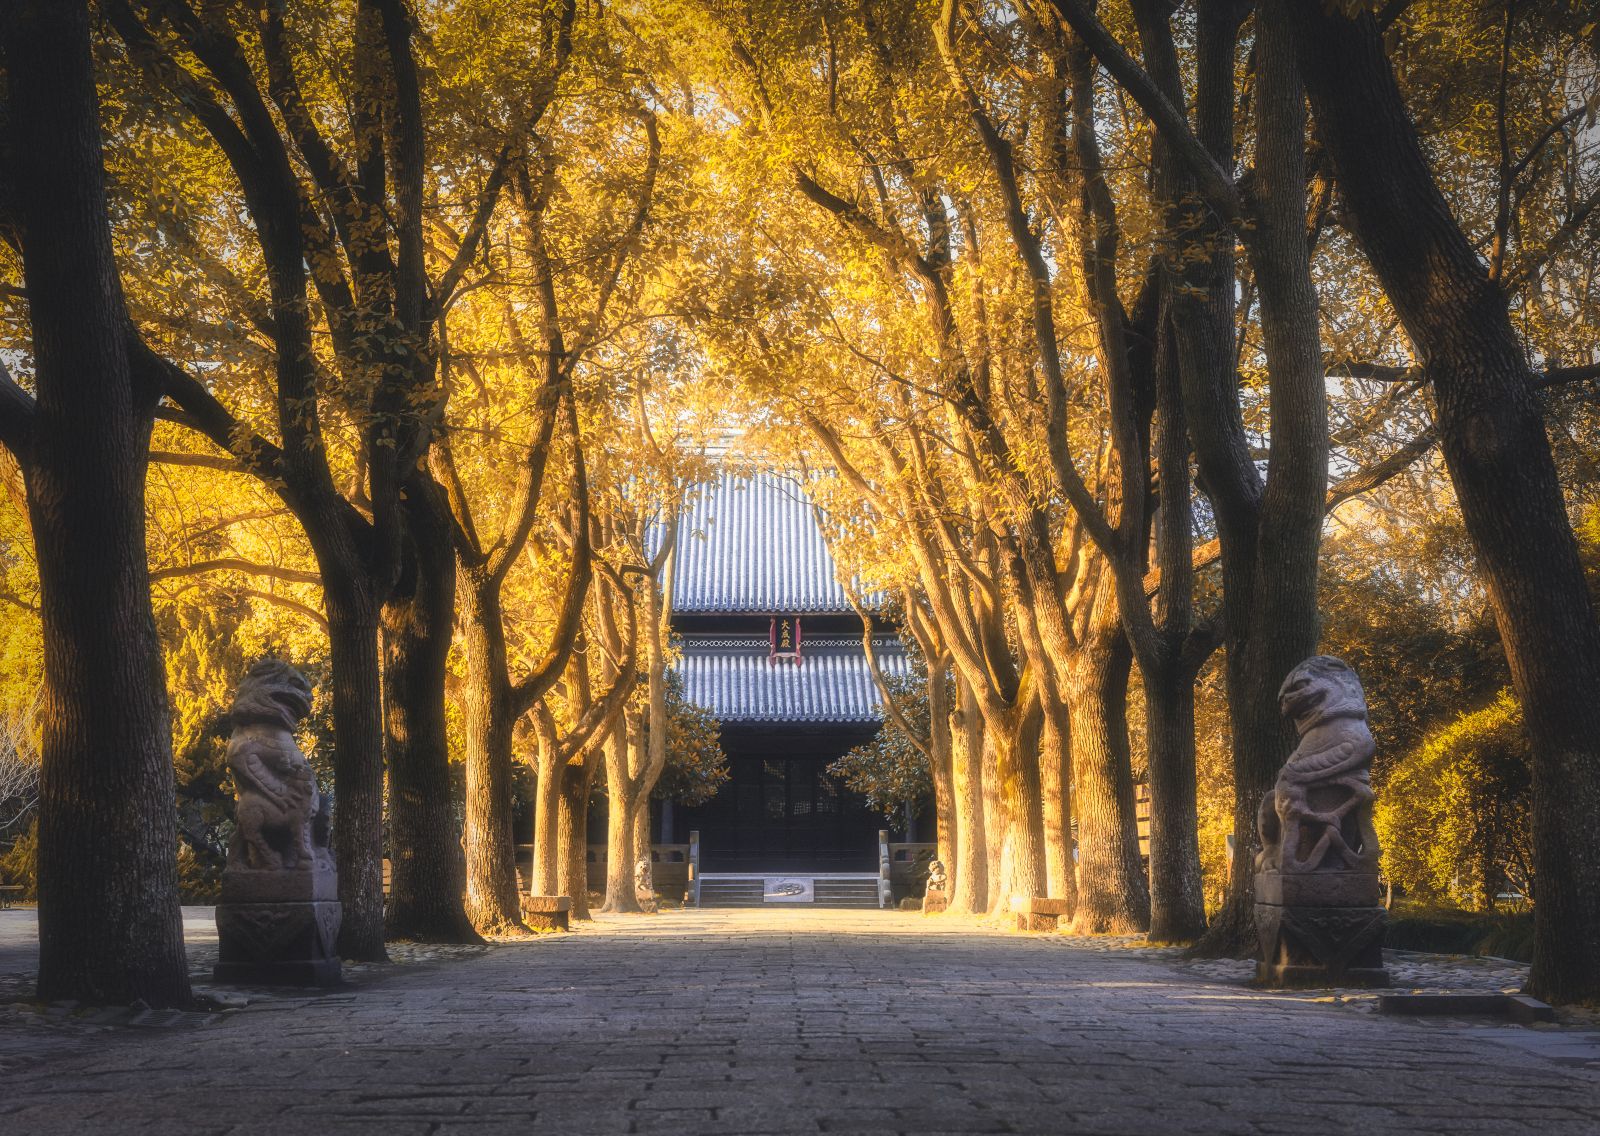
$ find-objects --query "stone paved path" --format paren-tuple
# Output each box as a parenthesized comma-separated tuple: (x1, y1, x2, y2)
(3, 908, 1600, 1135)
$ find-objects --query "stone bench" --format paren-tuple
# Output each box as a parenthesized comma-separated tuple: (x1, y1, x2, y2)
(522, 895, 571, 932)
(1015, 897, 1070, 932)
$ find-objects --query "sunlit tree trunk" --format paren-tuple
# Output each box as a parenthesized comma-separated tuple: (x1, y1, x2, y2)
(557, 761, 591, 918)
(634, 585, 669, 906)
(982, 696, 1046, 916)
(980, 718, 1005, 909)
(459, 575, 525, 934)
(632, 789, 654, 904)
(601, 716, 644, 912)
(1065, 583, 1150, 934)
(1011, 595, 1078, 908)
(924, 652, 956, 872)
(1037, 694, 1077, 911)
(949, 679, 989, 914)
(530, 748, 562, 896)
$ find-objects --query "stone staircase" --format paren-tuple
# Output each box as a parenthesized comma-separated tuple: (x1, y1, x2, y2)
(811, 877, 881, 908)
(697, 874, 882, 909)
(697, 877, 765, 907)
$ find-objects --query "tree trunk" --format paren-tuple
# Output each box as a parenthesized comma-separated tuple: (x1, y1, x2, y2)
(990, 719, 1047, 914)
(1037, 693, 1078, 913)
(459, 575, 525, 934)
(381, 480, 480, 943)
(1065, 586, 1150, 934)
(1143, 661, 1206, 942)
(1117, 0, 1273, 960)
(1199, 0, 1331, 956)
(926, 658, 957, 874)
(980, 718, 1005, 909)
(530, 752, 561, 896)
(632, 794, 654, 907)
(624, 579, 670, 911)
(4, 0, 190, 1007)
(1295, 4, 1600, 1004)
(949, 679, 988, 914)
(324, 594, 389, 961)
(601, 716, 644, 912)
(556, 761, 589, 916)
(1136, 303, 1209, 944)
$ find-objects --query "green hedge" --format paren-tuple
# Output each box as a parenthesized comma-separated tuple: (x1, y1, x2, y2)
(1384, 902, 1533, 962)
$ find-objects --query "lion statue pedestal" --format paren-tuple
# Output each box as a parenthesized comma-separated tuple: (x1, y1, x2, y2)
(1254, 656, 1389, 989)
(213, 660, 342, 987)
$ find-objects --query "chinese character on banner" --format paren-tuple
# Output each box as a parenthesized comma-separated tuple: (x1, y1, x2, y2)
(769, 615, 803, 664)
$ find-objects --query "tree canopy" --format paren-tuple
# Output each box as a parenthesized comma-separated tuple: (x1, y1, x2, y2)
(0, 0, 1598, 1004)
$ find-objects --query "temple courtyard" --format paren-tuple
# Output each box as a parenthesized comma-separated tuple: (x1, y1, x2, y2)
(1, 909, 1597, 1135)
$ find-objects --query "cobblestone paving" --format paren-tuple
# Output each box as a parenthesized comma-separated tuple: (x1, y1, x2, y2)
(3, 908, 1600, 1135)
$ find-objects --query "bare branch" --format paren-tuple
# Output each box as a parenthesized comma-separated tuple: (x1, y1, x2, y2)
(148, 557, 322, 586)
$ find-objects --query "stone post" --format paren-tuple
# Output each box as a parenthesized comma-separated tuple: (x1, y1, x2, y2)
(878, 829, 892, 909)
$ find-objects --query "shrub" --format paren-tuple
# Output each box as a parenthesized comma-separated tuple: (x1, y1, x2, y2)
(1375, 690, 1532, 909)
(177, 840, 223, 903)
(1385, 901, 1534, 962)
(0, 817, 37, 899)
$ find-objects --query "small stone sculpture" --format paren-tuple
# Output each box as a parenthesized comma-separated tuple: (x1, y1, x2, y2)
(1254, 656, 1388, 988)
(635, 855, 657, 912)
(923, 859, 949, 914)
(214, 660, 341, 987)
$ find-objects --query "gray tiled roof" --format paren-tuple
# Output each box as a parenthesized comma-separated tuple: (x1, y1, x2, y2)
(675, 637, 910, 723)
(672, 472, 854, 614)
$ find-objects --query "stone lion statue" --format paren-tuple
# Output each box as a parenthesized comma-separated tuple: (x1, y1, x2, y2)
(925, 859, 948, 894)
(635, 855, 657, 911)
(227, 659, 324, 872)
(1256, 656, 1379, 875)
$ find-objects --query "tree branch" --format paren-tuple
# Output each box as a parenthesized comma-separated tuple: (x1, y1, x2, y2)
(1049, 0, 1242, 221)
(148, 557, 322, 586)
(129, 339, 286, 482)
(148, 450, 251, 473)
(509, 396, 595, 713)
(0, 357, 35, 462)
(434, 146, 513, 311)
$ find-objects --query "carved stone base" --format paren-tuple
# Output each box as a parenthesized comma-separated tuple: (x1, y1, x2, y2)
(1258, 962, 1391, 988)
(219, 863, 337, 905)
(1016, 896, 1071, 932)
(522, 895, 571, 931)
(1255, 876, 1387, 988)
(922, 890, 948, 915)
(214, 897, 341, 987)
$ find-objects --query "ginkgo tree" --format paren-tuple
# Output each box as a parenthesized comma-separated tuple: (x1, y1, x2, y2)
(2, 0, 1599, 1010)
